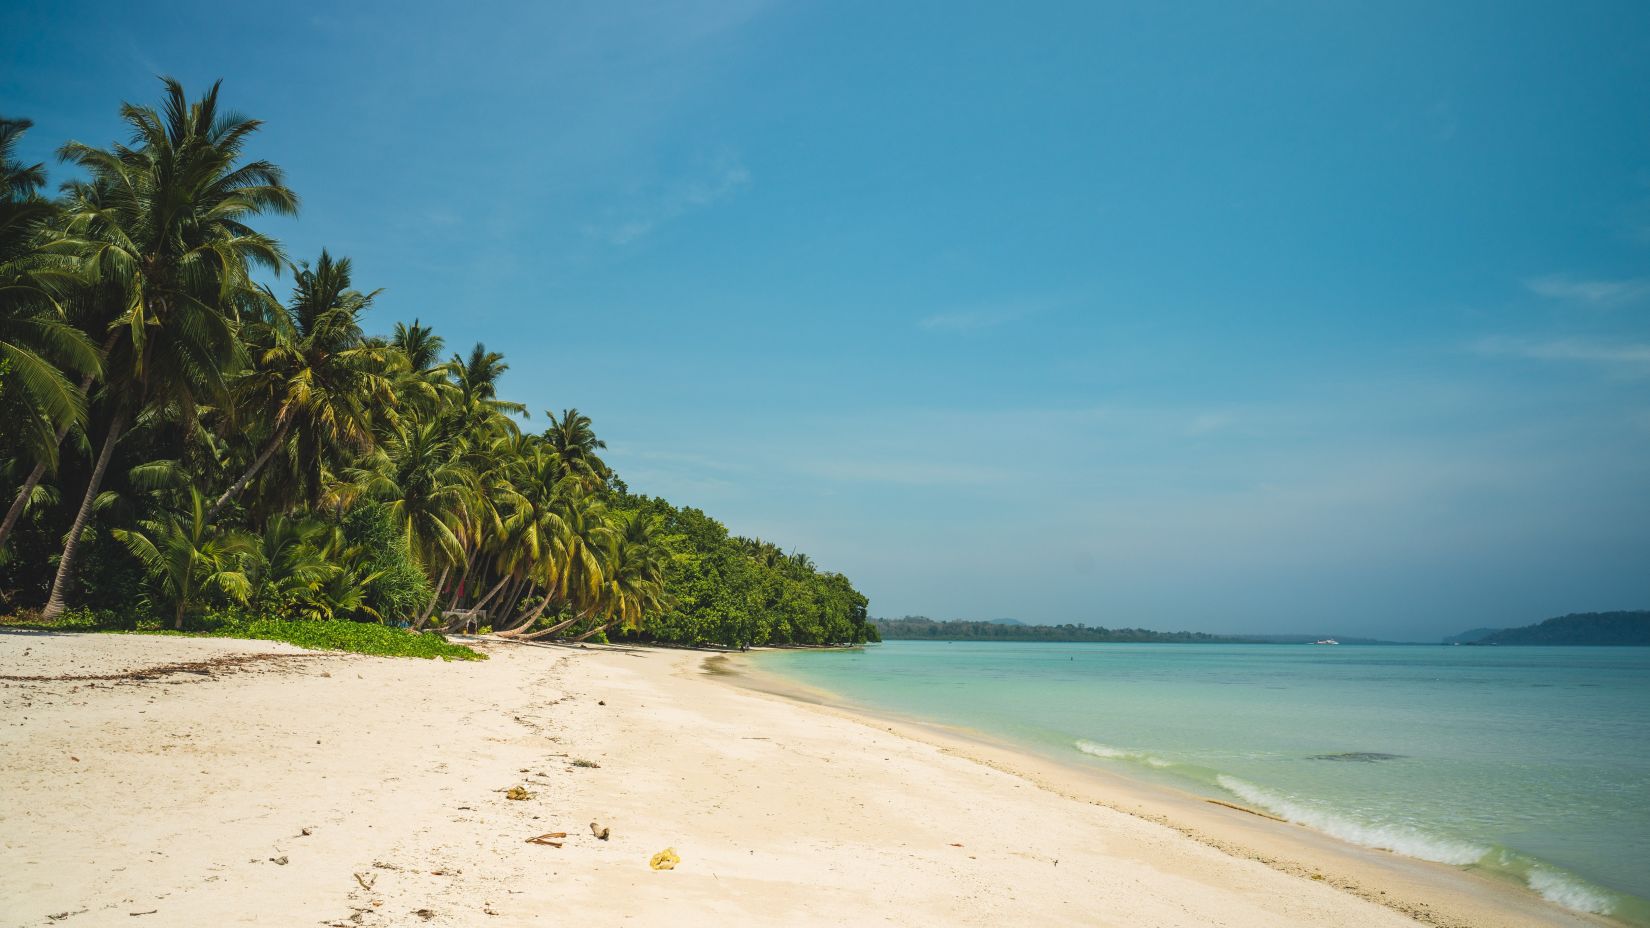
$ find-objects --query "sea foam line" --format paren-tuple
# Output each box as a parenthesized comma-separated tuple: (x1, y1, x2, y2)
(1074, 739, 1173, 768)
(1215, 775, 1491, 866)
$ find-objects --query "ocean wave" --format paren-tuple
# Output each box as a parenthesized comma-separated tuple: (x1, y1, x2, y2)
(1215, 775, 1491, 866)
(1073, 739, 1173, 768)
(1526, 865, 1617, 915)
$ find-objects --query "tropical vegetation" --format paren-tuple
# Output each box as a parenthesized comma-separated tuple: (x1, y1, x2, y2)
(0, 80, 876, 650)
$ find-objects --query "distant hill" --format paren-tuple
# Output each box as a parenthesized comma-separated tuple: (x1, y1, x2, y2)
(868, 617, 1397, 644)
(1467, 611, 1649, 646)
(1443, 627, 1503, 645)
(872, 617, 1236, 642)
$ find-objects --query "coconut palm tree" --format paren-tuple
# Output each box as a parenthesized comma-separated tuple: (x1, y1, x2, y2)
(39, 79, 296, 618)
(545, 407, 609, 490)
(0, 116, 101, 555)
(207, 249, 395, 521)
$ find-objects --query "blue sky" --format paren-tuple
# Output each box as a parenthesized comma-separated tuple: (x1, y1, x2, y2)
(6, 1, 1648, 640)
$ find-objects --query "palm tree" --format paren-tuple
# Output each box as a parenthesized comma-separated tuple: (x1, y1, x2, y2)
(545, 407, 609, 490)
(572, 511, 668, 642)
(112, 487, 256, 628)
(39, 79, 296, 618)
(207, 250, 395, 521)
(505, 489, 613, 640)
(0, 116, 101, 555)
(339, 419, 472, 625)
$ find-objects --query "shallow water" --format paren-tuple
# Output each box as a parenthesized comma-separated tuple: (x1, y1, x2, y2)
(756, 641, 1650, 923)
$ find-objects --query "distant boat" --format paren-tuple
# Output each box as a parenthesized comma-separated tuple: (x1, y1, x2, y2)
(1314, 638, 1339, 645)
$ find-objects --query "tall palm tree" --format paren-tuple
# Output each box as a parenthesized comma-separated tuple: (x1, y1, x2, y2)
(207, 249, 394, 521)
(39, 79, 296, 618)
(0, 116, 101, 555)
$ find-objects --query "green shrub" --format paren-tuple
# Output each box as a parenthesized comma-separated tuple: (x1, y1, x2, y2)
(342, 504, 432, 622)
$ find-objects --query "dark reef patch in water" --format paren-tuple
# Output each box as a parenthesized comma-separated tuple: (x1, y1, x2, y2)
(1308, 752, 1406, 762)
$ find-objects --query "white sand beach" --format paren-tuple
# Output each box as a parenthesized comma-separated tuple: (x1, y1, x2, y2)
(0, 633, 1610, 927)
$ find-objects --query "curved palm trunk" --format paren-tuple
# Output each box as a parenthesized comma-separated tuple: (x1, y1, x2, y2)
(414, 565, 450, 630)
(205, 411, 293, 524)
(469, 573, 510, 612)
(572, 620, 615, 643)
(497, 576, 527, 627)
(519, 609, 590, 641)
(41, 407, 128, 620)
(440, 573, 510, 632)
(494, 586, 555, 637)
(0, 356, 110, 555)
(446, 552, 474, 611)
(0, 459, 49, 555)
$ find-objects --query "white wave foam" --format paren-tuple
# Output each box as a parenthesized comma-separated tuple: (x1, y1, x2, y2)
(1215, 775, 1490, 866)
(1526, 866, 1617, 915)
(1074, 739, 1172, 768)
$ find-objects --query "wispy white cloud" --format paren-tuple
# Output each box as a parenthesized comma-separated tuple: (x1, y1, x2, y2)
(1473, 335, 1650, 369)
(919, 298, 1052, 333)
(586, 157, 751, 246)
(1524, 274, 1650, 306)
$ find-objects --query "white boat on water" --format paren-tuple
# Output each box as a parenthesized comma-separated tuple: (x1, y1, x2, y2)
(1314, 638, 1339, 645)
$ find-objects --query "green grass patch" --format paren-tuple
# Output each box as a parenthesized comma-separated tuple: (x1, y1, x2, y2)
(204, 619, 486, 660)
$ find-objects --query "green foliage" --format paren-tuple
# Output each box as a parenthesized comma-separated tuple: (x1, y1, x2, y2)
(203, 617, 484, 660)
(610, 495, 874, 648)
(341, 503, 431, 622)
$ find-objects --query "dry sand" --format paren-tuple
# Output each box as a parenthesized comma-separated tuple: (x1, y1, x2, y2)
(0, 631, 1610, 927)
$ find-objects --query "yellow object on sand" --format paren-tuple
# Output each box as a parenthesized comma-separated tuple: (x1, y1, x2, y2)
(649, 847, 680, 870)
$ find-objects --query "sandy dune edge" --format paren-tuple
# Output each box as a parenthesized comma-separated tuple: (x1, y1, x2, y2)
(0, 632, 1605, 927)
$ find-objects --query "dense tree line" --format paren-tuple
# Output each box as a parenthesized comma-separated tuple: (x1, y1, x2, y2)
(0, 80, 873, 647)
(1468, 612, 1649, 647)
(873, 616, 1240, 642)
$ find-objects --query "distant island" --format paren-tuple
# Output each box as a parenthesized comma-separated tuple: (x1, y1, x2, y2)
(1448, 611, 1649, 646)
(871, 616, 1393, 644)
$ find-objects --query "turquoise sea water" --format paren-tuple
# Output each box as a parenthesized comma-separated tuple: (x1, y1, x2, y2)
(754, 642, 1650, 923)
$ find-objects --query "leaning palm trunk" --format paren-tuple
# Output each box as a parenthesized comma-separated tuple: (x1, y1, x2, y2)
(41, 408, 128, 619)
(519, 610, 592, 641)
(496, 576, 527, 628)
(0, 459, 49, 555)
(445, 553, 474, 611)
(0, 347, 112, 555)
(492, 587, 553, 637)
(204, 410, 293, 524)
(469, 573, 511, 613)
(438, 573, 511, 632)
(414, 565, 451, 629)
(572, 620, 615, 643)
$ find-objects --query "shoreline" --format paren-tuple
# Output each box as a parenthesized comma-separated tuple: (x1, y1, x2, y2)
(713, 649, 1616, 928)
(0, 631, 1614, 927)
